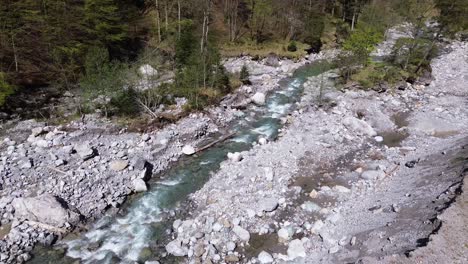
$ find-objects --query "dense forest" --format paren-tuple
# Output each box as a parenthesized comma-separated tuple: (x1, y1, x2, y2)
(0, 0, 467, 116)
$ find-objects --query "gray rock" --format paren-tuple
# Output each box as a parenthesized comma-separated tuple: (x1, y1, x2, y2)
(12, 194, 81, 227)
(31, 127, 44, 137)
(131, 157, 149, 171)
(182, 145, 196, 155)
(232, 225, 250, 241)
(343, 117, 377, 136)
(259, 198, 279, 212)
(35, 139, 49, 148)
(264, 167, 274, 181)
(265, 55, 279, 67)
(301, 201, 321, 212)
(258, 251, 274, 263)
(212, 222, 224, 232)
(75, 144, 96, 160)
(110, 160, 129, 171)
(165, 239, 188, 256)
(287, 239, 306, 260)
(55, 159, 65, 167)
(360, 170, 386, 180)
(278, 227, 293, 242)
(142, 134, 151, 142)
(251, 92, 266, 105)
(20, 158, 33, 169)
(227, 152, 243, 162)
(133, 179, 148, 192)
(226, 241, 236, 251)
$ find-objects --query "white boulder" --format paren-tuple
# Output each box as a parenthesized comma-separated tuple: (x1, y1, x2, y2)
(251, 92, 266, 105)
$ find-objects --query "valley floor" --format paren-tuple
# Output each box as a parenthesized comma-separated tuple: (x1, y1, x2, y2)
(166, 41, 468, 263)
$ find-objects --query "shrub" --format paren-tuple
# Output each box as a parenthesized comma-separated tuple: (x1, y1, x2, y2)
(80, 46, 135, 116)
(0, 72, 14, 106)
(391, 37, 438, 75)
(240, 65, 250, 85)
(287, 41, 298, 52)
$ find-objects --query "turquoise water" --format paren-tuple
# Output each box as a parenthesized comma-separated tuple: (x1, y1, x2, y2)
(28, 61, 330, 264)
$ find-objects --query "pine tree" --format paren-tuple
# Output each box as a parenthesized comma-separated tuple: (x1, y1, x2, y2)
(84, 0, 128, 47)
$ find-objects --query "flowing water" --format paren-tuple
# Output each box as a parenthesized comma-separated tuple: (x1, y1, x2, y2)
(29, 61, 330, 264)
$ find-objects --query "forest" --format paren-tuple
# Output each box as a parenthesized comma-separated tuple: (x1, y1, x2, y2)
(0, 0, 467, 116)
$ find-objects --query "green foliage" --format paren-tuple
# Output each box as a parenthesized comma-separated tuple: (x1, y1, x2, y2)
(80, 46, 134, 116)
(350, 63, 407, 89)
(175, 22, 196, 68)
(301, 11, 325, 51)
(0, 72, 15, 106)
(436, 0, 468, 34)
(343, 26, 383, 64)
(247, 0, 274, 42)
(84, 0, 128, 47)
(391, 37, 438, 75)
(173, 22, 231, 110)
(240, 65, 250, 84)
(287, 41, 298, 52)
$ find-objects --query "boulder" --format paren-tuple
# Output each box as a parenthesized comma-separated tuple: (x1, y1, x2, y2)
(227, 152, 243, 162)
(301, 201, 321, 212)
(182, 145, 196, 155)
(278, 228, 293, 242)
(31, 127, 44, 137)
(12, 194, 81, 227)
(133, 179, 148, 192)
(110, 160, 129, 171)
(287, 239, 306, 260)
(265, 55, 279, 67)
(258, 251, 274, 263)
(251, 92, 266, 105)
(264, 167, 274, 181)
(360, 170, 386, 180)
(259, 198, 279, 212)
(343, 117, 377, 136)
(232, 225, 250, 241)
(75, 144, 96, 161)
(35, 139, 49, 148)
(139, 64, 158, 77)
(165, 240, 188, 257)
(258, 137, 268, 145)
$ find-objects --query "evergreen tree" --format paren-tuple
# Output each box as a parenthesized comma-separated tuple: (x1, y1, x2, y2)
(436, 0, 468, 34)
(84, 0, 128, 47)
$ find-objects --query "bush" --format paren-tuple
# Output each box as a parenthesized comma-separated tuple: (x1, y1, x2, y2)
(391, 37, 438, 75)
(80, 46, 136, 116)
(240, 65, 250, 85)
(287, 41, 298, 52)
(350, 63, 408, 89)
(0, 72, 14, 106)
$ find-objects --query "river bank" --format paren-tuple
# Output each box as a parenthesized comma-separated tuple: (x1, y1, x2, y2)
(163, 41, 468, 263)
(0, 50, 339, 263)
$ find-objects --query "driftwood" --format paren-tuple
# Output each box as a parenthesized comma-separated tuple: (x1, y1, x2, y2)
(47, 166, 68, 176)
(196, 132, 236, 153)
(136, 99, 159, 119)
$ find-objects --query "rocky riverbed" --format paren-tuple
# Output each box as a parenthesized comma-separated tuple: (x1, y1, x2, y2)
(163, 41, 468, 263)
(0, 52, 339, 263)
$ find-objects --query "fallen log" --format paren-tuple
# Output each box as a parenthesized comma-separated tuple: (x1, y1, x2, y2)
(196, 132, 236, 153)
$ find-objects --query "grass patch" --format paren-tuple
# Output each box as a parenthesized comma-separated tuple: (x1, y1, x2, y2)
(221, 40, 310, 59)
(350, 62, 408, 89)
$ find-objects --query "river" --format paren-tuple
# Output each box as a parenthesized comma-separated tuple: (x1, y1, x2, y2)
(28, 60, 331, 264)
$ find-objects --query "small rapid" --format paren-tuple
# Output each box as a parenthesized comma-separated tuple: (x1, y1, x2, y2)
(29, 61, 330, 264)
